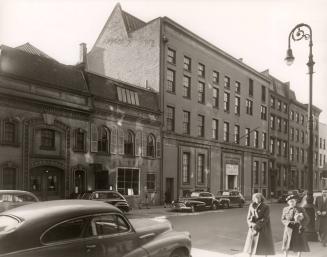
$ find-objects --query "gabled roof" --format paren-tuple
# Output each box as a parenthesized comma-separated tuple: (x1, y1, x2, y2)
(16, 42, 55, 61)
(0, 45, 89, 94)
(121, 10, 146, 32)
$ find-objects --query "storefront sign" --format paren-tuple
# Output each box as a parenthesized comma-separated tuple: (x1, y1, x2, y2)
(226, 164, 239, 175)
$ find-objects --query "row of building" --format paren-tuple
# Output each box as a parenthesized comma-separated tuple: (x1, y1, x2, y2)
(0, 3, 326, 205)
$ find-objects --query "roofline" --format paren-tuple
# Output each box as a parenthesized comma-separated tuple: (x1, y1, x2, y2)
(162, 17, 271, 83)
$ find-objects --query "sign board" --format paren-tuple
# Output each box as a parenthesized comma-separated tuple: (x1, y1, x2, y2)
(226, 164, 239, 175)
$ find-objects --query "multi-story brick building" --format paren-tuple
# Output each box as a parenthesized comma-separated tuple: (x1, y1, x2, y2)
(0, 44, 161, 206)
(319, 122, 327, 188)
(87, 4, 270, 200)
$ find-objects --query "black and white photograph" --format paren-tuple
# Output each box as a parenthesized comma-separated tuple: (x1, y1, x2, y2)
(0, 0, 327, 256)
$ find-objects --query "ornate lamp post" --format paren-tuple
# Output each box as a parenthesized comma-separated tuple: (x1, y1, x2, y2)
(285, 23, 317, 241)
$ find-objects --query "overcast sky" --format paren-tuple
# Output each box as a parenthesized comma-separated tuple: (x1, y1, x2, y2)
(1, 0, 327, 123)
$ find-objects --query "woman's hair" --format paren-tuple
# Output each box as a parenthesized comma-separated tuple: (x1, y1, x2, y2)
(252, 192, 265, 203)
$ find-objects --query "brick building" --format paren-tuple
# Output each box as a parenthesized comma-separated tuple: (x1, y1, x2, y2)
(0, 44, 161, 206)
(87, 4, 271, 200)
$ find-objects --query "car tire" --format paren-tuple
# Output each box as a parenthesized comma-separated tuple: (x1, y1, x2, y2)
(212, 203, 218, 210)
(222, 202, 229, 209)
(170, 249, 188, 257)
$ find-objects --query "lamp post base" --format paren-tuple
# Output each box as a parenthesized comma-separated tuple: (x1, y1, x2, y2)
(304, 203, 318, 242)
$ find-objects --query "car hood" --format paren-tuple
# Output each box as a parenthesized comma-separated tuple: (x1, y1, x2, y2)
(130, 218, 172, 236)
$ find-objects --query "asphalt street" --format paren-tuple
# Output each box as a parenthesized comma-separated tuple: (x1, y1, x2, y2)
(167, 203, 285, 255)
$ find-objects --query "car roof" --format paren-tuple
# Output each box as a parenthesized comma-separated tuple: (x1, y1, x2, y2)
(2, 200, 121, 223)
(0, 190, 36, 195)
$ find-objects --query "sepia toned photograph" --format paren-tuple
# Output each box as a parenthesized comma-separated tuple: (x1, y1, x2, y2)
(0, 0, 327, 256)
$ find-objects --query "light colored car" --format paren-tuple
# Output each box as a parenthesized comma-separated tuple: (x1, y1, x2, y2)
(0, 200, 191, 257)
(0, 190, 39, 213)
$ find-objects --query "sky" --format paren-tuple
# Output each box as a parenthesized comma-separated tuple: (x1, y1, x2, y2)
(1, 0, 327, 123)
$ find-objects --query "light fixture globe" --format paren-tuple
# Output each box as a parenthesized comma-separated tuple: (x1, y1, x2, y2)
(285, 48, 295, 66)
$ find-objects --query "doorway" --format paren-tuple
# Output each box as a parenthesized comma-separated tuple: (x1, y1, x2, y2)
(166, 178, 174, 202)
(74, 170, 86, 193)
(30, 166, 64, 201)
(227, 175, 237, 190)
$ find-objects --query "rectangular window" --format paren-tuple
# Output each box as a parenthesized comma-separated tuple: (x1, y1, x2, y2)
(3, 121, 17, 145)
(290, 110, 294, 120)
(324, 139, 326, 150)
(245, 128, 250, 146)
(254, 130, 259, 148)
(167, 69, 175, 93)
(296, 112, 299, 123)
(41, 129, 55, 149)
(184, 56, 191, 71)
(296, 129, 299, 142)
(296, 147, 300, 161)
(246, 99, 253, 115)
(320, 138, 322, 149)
(224, 122, 229, 142)
(262, 132, 267, 149)
(290, 146, 294, 161)
(270, 115, 275, 130)
(224, 76, 230, 89)
(213, 71, 219, 84)
(146, 174, 156, 191)
(213, 88, 219, 108)
(301, 131, 305, 143)
(284, 120, 288, 133)
(235, 96, 240, 115)
(117, 168, 139, 195)
(197, 154, 205, 184)
(262, 162, 267, 185)
(198, 81, 205, 104)
(197, 115, 205, 137)
(253, 161, 259, 185)
(290, 127, 294, 141)
(182, 153, 190, 184)
(183, 75, 191, 98)
(167, 48, 176, 64)
(277, 139, 281, 156)
(235, 81, 241, 94)
(261, 85, 266, 102)
(270, 96, 275, 108)
(277, 100, 282, 111)
(3, 167, 16, 190)
(183, 111, 190, 135)
(261, 106, 267, 120)
(224, 92, 230, 112)
(277, 117, 281, 131)
(283, 141, 287, 157)
(301, 114, 304, 125)
(234, 125, 240, 144)
(198, 63, 205, 77)
(283, 103, 288, 113)
(301, 149, 304, 163)
(270, 138, 275, 154)
(166, 106, 175, 132)
(212, 119, 218, 140)
(249, 79, 254, 96)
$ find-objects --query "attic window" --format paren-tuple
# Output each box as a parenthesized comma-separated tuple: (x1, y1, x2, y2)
(117, 87, 139, 106)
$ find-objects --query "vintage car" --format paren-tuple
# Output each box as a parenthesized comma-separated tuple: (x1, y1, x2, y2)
(172, 191, 230, 212)
(216, 190, 245, 208)
(76, 190, 131, 212)
(0, 200, 191, 257)
(0, 190, 39, 213)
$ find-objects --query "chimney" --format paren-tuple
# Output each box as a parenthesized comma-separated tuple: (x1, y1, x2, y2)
(79, 43, 87, 65)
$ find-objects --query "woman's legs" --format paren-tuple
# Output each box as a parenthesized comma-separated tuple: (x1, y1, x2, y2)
(284, 250, 288, 257)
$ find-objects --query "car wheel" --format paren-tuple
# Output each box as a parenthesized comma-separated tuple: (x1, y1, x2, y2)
(170, 249, 188, 257)
(212, 203, 218, 210)
(222, 202, 229, 209)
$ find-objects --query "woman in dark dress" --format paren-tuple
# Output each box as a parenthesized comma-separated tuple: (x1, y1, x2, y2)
(243, 193, 275, 256)
(281, 195, 310, 257)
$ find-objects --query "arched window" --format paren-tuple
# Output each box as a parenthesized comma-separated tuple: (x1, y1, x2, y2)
(74, 129, 86, 152)
(124, 131, 134, 156)
(3, 120, 18, 145)
(98, 127, 110, 153)
(146, 134, 155, 158)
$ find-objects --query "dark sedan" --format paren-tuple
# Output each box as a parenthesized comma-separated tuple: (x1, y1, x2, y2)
(0, 200, 191, 257)
(216, 190, 245, 208)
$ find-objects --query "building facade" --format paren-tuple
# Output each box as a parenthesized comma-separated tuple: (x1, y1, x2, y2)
(87, 4, 271, 200)
(319, 122, 327, 189)
(0, 44, 161, 206)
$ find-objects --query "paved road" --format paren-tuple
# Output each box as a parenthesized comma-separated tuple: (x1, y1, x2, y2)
(166, 203, 285, 255)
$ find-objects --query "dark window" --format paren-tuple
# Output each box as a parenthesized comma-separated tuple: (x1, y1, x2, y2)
(284, 120, 288, 133)
(270, 96, 275, 108)
(270, 115, 275, 130)
(198, 63, 205, 77)
(42, 218, 85, 244)
(223, 122, 229, 142)
(262, 162, 267, 185)
(213, 88, 219, 108)
(197, 115, 205, 137)
(235, 96, 240, 115)
(270, 138, 275, 154)
(167, 48, 176, 64)
(235, 81, 241, 94)
(296, 112, 299, 123)
(146, 135, 155, 158)
(182, 153, 190, 184)
(224, 76, 230, 89)
(212, 119, 218, 140)
(277, 139, 281, 156)
(41, 129, 55, 150)
(93, 215, 129, 236)
(213, 71, 219, 84)
(184, 56, 191, 71)
(98, 127, 110, 153)
(167, 69, 175, 93)
(146, 174, 156, 191)
(2, 167, 16, 189)
(3, 121, 17, 145)
(290, 110, 294, 120)
(283, 141, 288, 157)
(254, 130, 259, 148)
(261, 106, 267, 120)
(262, 132, 267, 149)
(249, 79, 253, 96)
(290, 127, 294, 141)
(117, 168, 139, 195)
(224, 92, 230, 112)
(75, 129, 85, 152)
(183, 76, 191, 98)
(124, 131, 134, 156)
(290, 146, 294, 161)
(253, 161, 259, 185)
(277, 117, 281, 131)
(277, 100, 282, 111)
(301, 114, 304, 125)
(183, 111, 190, 135)
(166, 106, 175, 132)
(245, 128, 250, 146)
(261, 85, 266, 102)
(198, 81, 205, 104)
(246, 99, 253, 115)
(234, 125, 240, 144)
(197, 154, 205, 184)
(283, 103, 288, 113)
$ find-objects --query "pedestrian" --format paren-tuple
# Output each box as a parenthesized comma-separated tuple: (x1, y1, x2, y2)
(164, 190, 171, 208)
(281, 194, 310, 257)
(314, 188, 327, 247)
(243, 192, 275, 257)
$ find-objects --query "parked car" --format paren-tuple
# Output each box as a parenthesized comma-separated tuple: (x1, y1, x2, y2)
(172, 191, 230, 212)
(216, 190, 245, 208)
(0, 190, 39, 213)
(76, 190, 131, 212)
(0, 200, 191, 257)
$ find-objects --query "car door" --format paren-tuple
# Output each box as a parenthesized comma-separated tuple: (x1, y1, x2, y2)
(84, 213, 147, 257)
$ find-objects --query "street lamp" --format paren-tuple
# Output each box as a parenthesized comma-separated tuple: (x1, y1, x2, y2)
(285, 23, 317, 241)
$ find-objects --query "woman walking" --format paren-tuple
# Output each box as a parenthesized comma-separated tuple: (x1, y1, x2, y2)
(281, 195, 310, 257)
(243, 193, 275, 256)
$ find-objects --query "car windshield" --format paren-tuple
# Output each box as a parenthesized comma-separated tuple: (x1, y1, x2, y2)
(0, 216, 20, 233)
(0, 193, 37, 202)
(222, 192, 230, 196)
(94, 192, 123, 200)
(190, 192, 200, 197)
